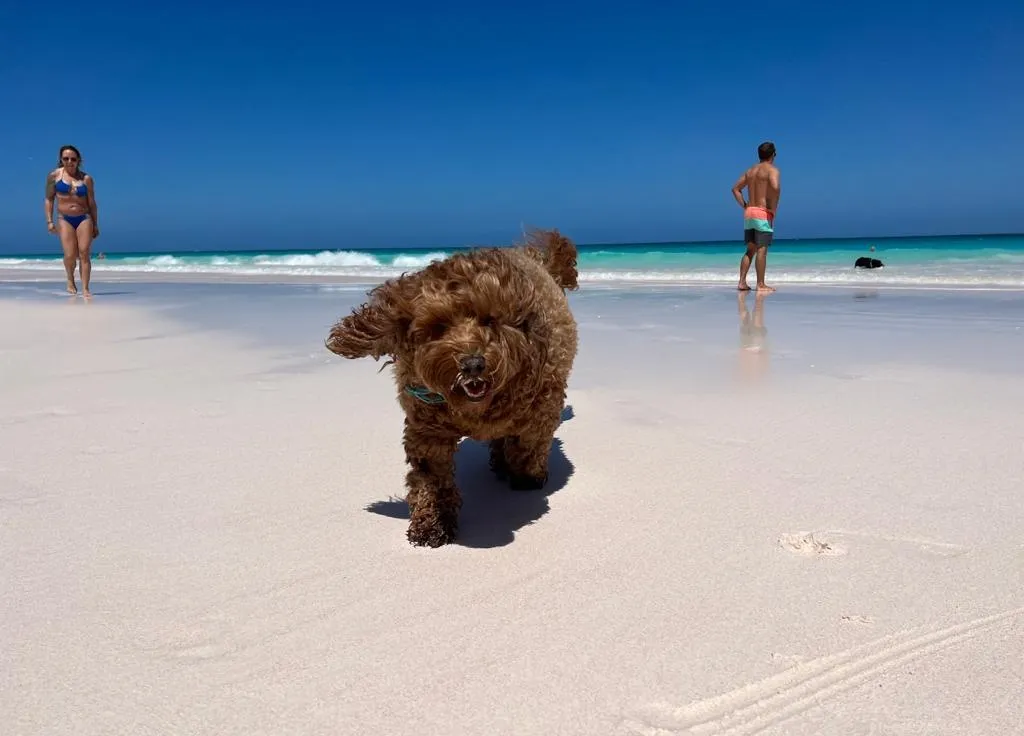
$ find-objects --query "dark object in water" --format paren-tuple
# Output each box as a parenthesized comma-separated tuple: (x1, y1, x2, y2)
(855, 257, 884, 269)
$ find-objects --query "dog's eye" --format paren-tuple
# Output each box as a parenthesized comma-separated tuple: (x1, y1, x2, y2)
(429, 323, 448, 340)
(479, 316, 497, 329)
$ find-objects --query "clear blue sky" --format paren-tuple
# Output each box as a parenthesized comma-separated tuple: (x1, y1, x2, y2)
(1, 0, 1021, 253)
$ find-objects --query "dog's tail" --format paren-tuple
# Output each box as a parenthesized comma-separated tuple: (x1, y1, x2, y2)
(524, 227, 579, 291)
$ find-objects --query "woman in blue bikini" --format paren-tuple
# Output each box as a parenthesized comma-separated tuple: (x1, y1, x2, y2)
(45, 145, 100, 296)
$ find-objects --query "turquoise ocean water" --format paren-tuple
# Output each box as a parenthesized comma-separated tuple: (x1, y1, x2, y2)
(3, 234, 1024, 289)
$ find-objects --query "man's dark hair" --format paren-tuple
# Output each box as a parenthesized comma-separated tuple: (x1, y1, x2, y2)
(757, 141, 776, 161)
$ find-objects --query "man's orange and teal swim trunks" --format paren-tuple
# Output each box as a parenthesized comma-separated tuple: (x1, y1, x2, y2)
(743, 206, 775, 248)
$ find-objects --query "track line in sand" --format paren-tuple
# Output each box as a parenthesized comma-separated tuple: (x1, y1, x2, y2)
(619, 605, 1024, 735)
(777, 529, 971, 559)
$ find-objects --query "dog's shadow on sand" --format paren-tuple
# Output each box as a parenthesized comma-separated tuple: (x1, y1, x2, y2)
(365, 405, 576, 549)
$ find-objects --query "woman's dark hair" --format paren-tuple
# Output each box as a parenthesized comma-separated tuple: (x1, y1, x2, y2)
(58, 144, 83, 167)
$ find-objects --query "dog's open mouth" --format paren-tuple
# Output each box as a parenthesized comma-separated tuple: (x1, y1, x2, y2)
(456, 377, 491, 401)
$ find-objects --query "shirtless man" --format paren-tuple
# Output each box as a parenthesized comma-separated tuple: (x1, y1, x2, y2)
(731, 141, 781, 292)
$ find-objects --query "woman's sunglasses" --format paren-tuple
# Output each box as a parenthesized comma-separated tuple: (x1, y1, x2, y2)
(62, 156, 78, 162)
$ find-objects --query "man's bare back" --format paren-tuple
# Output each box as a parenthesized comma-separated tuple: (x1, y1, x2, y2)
(732, 161, 780, 212)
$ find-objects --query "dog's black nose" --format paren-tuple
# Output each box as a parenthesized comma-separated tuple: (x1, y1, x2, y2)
(460, 354, 486, 377)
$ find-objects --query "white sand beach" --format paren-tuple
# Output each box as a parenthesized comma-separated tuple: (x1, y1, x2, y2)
(3, 281, 1023, 735)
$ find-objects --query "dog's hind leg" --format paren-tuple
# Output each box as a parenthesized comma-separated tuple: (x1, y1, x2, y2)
(502, 406, 562, 491)
(403, 423, 461, 547)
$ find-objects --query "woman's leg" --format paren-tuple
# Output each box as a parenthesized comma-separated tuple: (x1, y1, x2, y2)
(75, 219, 95, 296)
(58, 218, 80, 294)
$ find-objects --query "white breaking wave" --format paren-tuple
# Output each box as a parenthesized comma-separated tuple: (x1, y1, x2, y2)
(392, 252, 449, 268)
(575, 269, 1024, 289)
(146, 255, 183, 266)
(0, 251, 450, 277)
(3, 253, 1024, 289)
(251, 250, 380, 267)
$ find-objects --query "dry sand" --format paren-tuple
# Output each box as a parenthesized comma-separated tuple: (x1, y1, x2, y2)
(2, 292, 1023, 735)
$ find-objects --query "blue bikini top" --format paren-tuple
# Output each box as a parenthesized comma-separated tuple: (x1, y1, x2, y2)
(55, 176, 88, 197)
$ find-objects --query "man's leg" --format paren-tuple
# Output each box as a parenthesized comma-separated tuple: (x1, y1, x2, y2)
(738, 229, 756, 291)
(754, 232, 775, 292)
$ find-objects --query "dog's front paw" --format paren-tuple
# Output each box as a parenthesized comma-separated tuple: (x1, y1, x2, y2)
(407, 509, 459, 547)
(489, 445, 509, 480)
(491, 466, 509, 481)
(509, 472, 547, 491)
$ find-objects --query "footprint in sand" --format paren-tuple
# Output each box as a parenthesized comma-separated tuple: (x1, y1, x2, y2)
(80, 444, 131, 457)
(145, 610, 236, 663)
(778, 532, 847, 557)
(0, 476, 50, 508)
(770, 651, 807, 666)
(841, 614, 875, 625)
(171, 642, 231, 661)
(3, 406, 76, 427)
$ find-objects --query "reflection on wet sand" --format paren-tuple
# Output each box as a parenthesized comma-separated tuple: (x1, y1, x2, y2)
(737, 290, 770, 383)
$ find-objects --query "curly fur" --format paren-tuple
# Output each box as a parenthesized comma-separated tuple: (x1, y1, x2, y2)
(326, 228, 579, 547)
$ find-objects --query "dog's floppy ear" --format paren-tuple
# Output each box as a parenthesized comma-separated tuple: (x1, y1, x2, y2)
(523, 227, 579, 292)
(325, 276, 417, 360)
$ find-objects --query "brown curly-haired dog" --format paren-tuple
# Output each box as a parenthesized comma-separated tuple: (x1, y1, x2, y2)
(326, 228, 579, 547)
